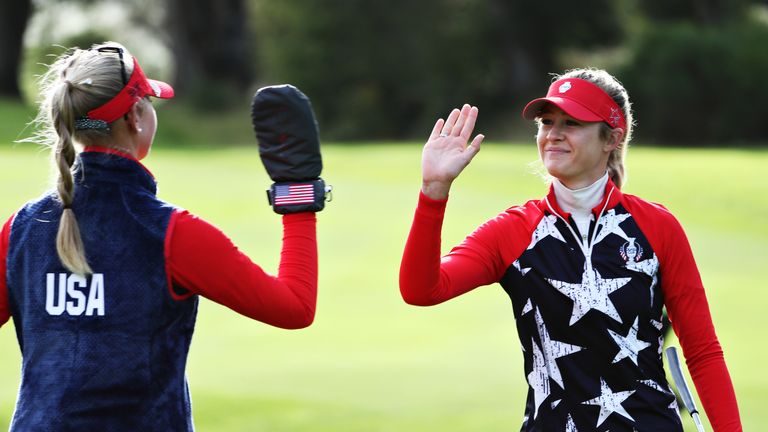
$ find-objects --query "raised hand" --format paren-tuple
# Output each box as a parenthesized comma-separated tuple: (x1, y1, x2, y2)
(421, 104, 484, 200)
(251, 85, 330, 214)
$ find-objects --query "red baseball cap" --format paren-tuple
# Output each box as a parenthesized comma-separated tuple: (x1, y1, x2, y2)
(86, 57, 174, 124)
(522, 77, 626, 130)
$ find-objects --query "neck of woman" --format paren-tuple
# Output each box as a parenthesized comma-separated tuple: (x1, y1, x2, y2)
(552, 172, 608, 237)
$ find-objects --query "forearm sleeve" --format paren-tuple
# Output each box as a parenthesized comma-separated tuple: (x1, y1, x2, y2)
(167, 210, 317, 329)
(399, 192, 520, 306)
(660, 219, 741, 431)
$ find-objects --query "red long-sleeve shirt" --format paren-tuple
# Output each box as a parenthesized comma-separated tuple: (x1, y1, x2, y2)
(400, 186, 741, 431)
(1, 191, 317, 331)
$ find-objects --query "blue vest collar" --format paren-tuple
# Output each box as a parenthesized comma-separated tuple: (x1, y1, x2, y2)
(75, 148, 158, 195)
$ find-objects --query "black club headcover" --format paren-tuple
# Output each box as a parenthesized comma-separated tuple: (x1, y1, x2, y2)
(251, 85, 330, 213)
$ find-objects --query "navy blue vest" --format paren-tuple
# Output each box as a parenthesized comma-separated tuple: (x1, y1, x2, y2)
(6, 151, 198, 431)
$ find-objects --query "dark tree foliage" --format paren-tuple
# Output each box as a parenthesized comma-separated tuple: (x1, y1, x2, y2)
(481, 0, 624, 103)
(255, 0, 624, 140)
(0, 0, 33, 98)
(639, 0, 753, 25)
(621, 21, 768, 145)
(165, 0, 254, 108)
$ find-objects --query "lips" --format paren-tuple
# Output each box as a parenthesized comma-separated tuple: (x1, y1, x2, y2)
(546, 147, 571, 154)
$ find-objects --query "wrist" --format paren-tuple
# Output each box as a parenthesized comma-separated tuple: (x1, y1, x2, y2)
(268, 179, 329, 214)
(421, 180, 451, 200)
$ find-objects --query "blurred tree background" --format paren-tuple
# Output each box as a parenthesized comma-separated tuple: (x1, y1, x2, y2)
(2, 0, 767, 145)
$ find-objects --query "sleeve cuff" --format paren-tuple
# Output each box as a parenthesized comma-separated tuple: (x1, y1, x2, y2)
(283, 212, 317, 224)
(418, 190, 448, 211)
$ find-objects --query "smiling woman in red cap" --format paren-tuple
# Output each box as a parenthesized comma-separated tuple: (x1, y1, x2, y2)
(400, 68, 742, 431)
(0, 42, 325, 430)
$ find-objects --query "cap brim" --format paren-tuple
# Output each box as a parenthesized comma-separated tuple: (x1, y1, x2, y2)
(522, 97, 603, 122)
(147, 79, 175, 99)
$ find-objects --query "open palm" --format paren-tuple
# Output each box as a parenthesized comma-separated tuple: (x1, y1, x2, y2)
(421, 104, 484, 199)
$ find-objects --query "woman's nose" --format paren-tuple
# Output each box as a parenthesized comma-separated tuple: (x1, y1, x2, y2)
(546, 123, 564, 141)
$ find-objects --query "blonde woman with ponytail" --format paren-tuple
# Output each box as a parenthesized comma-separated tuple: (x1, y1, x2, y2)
(400, 68, 741, 430)
(0, 42, 320, 430)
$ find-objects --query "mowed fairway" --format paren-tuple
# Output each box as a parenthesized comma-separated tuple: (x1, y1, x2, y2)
(0, 142, 765, 431)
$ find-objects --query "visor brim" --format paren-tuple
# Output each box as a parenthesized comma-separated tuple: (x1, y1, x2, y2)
(522, 97, 604, 123)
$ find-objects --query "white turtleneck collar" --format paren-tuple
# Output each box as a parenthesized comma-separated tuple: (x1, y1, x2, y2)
(552, 172, 609, 238)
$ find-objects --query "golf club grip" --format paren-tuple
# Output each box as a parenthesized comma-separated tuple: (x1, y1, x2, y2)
(665, 346, 701, 415)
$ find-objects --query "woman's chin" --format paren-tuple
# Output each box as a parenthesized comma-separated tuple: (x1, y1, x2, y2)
(543, 163, 567, 180)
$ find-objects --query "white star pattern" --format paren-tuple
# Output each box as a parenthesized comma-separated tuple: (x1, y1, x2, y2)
(547, 261, 631, 325)
(565, 413, 578, 432)
(593, 209, 632, 245)
(582, 378, 636, 427)
(522, 298, 533, 315)
(639, 380, 681, 417)
(625, 253, 659, 305)
(650, 319, 665, 355)
(513, 259, 532, 276)
(608, 317, 652, 365)
(639, 379, 673, 396)
(527, 338, 551, 420)
(669, 398, 681, 415)
(535, 308, 585, 387)
(528, 215, 566, 250)
(650, 319, 663, 331)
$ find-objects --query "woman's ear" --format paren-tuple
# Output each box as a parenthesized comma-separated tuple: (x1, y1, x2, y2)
(604, 128, 624, 152)
(124, 102, 144, 133)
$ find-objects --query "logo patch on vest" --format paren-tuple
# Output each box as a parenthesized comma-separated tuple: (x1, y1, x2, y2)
(619, 239, 643, 263)
(45, 273, 106, 316)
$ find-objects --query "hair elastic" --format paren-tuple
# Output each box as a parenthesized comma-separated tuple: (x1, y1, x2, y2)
(74, 117, 109, 131)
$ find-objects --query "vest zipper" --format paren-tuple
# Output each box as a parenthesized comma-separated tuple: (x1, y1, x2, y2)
(545, 187, 615, 261)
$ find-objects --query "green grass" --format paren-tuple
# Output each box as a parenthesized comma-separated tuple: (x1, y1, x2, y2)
(0, 110, 766, 430)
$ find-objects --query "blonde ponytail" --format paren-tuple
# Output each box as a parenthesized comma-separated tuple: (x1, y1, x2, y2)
(24, 42, 135, 275)
(52, 79, 92, 275)
(606, 133, 629, 189)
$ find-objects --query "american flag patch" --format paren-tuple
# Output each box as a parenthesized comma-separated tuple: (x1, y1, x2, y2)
(274, 183, 315, 205)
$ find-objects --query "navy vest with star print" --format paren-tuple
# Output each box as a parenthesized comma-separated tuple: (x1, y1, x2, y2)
(6, 151, 198, 431)
(500, 195, 684, 431)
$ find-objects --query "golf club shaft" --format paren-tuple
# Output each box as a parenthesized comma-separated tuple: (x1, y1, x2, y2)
(665, 346, 706, 432)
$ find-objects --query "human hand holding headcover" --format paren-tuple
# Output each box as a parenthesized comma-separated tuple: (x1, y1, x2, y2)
(251, 84, 330, 213)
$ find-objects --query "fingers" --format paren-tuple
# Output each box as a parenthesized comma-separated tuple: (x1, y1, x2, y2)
(460, 133, 484, 169)
(469, 134, 484, 154)
(440, 108, 461, 136)
(437, 104, 480, 143)
(450, 104, 471, 136)
(459, 106, 479, 140)
(429, 118, 445, 140)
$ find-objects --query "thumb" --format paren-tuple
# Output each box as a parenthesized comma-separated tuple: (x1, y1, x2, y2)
(464, 134, 484, 161)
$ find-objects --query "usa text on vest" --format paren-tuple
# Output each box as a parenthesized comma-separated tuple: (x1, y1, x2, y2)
(45, 273, 106, 316)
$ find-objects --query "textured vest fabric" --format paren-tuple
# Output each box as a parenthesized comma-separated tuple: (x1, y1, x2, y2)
(500, 200, 683, 431)
(6, 151, 198, 431)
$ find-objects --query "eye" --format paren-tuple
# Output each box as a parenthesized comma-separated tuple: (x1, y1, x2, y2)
(565, 119, 581, 127)
(539, 118, 553, 126)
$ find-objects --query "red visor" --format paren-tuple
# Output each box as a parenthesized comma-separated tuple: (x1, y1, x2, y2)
(522, 77, 626, 130)
(86, 57, 174, 123)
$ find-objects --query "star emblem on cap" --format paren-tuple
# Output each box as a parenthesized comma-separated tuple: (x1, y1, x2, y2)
(609, 107, 622, 126)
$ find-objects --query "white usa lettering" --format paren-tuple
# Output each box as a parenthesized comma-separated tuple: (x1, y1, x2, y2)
(45, 273, 105, 316)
